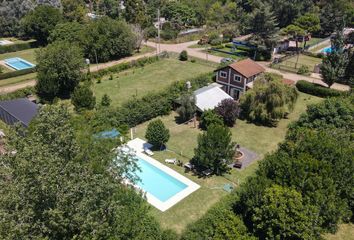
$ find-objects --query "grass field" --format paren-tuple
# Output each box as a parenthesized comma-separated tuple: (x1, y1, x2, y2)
(205, 48, 247, 61)
(92, 58, 216, 106)
(0, 48, 37, 63)
(134, 92, 322, 233)
(324, 224, 354, 240)
(273, 54, 322, 73)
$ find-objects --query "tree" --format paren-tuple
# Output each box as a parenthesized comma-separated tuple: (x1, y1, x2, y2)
(82, 17, 135, 63)
(179, 50, 188, 61)
(176, 93, 196, 122)
(36, 41, 84, 101)
(71, 84, 96, 111)
(215, 99, 238, 127)
(248, 3, 278, 54)
(48, 22, 85, 44)
(62, 0, 86, 22)
(252, 185, 315, 239)
(281, 24, 306, 68)
(162, 2, 197, 28)
(20, 5, 63, 45)
(321, 30, 348, 87)
(345, 51, 354, 86)
(131, 24, 145, 52)
(240, 73, 298, 126)
(0, 105, 169, 239)
(294, 13, 321, 36)
(192, 124, 235, 175)
(100, 94, 111, 107)
(124, 0, 149, 26)
(145, 119, 170, 149)
(199, 109, 223, 130)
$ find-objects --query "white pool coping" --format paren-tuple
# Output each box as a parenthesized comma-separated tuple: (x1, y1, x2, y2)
(127, 138, 200, 212)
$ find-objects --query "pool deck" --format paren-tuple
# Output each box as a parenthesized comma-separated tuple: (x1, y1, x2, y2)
(127, 138, 200, 212)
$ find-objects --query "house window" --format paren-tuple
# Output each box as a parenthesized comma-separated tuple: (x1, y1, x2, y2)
(234, 75, 241, 82)
(220, 71, 227, 78)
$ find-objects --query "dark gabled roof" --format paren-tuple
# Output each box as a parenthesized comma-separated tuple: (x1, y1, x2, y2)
(0, 98, 38, 127)
(215, 58, 265, 78)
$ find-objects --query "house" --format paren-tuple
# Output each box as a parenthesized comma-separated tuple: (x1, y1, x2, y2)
(215, 58, 265, 100)
(0, 98, 38, 128)
(193, 83, 233, 112)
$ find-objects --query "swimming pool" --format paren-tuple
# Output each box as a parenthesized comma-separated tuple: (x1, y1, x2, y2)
(124, 140, 200, 211)
(321, 47, 333, 54)
(4, 57, 35, 70)
(135, 156, 188, 202)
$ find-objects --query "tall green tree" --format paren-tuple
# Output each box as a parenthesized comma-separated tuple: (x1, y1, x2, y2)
(124, 0, 149, 26)
(248, 3, 279, 52)
(62, 0, 87, 22)
(253, 185, 315, 240)
(145, 119, 170, 149)
(281, 24, 306, 68)
(36, 41, 84, 101)
(20, 5, 63, 45)
(192, 124, 235, 175)
(0, 105, 169, 239)
(48, 22, 85, 43)
(321, 30, 348, 87)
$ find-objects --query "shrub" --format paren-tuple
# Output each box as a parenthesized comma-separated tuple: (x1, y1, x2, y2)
(0, 41, 37, 54)
(179, 50, 188, 61)
(100, 94, 111, 107)
(0, 87, 35, 101)
(210, 38, 223, 46)
(145, 26, 158, 38)
(297, 65, 310, 75)
(176, 93, 196, 122)
(145, 119, 170, 149)
(199, 110, 223, 130)
(0, 68, 35, 80)
(71, 84, 96, 111)
(215, 99, 239, 127)
(295, 80, 342, 97)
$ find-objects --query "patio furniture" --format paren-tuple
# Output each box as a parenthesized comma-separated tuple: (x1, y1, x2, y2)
(202, 169, 213, 176)
(184, 162, 194, 170)
(234, 161, 242, 168)
(165, 158, 177, 164)
(144, 147, 154, 156)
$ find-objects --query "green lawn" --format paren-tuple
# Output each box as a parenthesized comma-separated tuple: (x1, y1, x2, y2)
(205, 48, 247, 61)
(134, 92, 322, 233)
(92, 58, 216, 107)
(273, 54, 322, 73)
(0, 48, 37, 64)
(324, 224, 354, 240)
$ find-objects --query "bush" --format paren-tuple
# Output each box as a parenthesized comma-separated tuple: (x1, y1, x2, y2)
(145, 26, 158, 39)
(0, 41, 37, 54)
(297, 65, 310, 75)
(0, 67, 35, 80)
(199, 110, 223, 130)
(71, 84, 96, 112)
(179, 50, 188, 61)
(145, 119, 170, 149)
(176, 93, 196, 122)
(224, 43, 234, 48)
(295, 80, 342, 97)
(215, 99, 238, 127)
(100, 94, 111, 107)
(0, 87, 35, 101)
(210, 38, 223, 46)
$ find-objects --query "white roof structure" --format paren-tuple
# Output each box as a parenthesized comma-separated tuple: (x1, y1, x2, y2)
(194, 83, 233, 112)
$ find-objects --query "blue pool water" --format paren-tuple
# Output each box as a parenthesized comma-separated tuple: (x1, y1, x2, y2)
(321, 47, 333, 54)
(134, 157, 187, 202)
(4, 57, 35, 70)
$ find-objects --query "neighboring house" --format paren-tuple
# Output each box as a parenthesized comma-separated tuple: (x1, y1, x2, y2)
(215, 58, 265, 100)
(194, 83, 233, 112)
(0, 98, 38, 128)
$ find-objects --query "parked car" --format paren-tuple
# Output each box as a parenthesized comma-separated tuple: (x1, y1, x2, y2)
(220, 57, 234, 63)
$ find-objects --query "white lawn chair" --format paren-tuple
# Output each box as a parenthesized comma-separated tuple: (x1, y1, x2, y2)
(144, 147, 154, 156)
(165, 158, 177, 164)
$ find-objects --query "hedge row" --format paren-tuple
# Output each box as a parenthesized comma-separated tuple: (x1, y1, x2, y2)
(0, 87, 35, 101)
(0, 41, 38, 54)
(296, 80, 343, 97)
(0, 68, 36, 80)
(92, 72, 214, 129)
(90, 54, 165, 79)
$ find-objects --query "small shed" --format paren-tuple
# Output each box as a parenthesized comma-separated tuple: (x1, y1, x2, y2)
(194, 83, 233, 112)
(0, 98, 38, 128)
